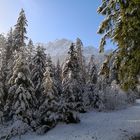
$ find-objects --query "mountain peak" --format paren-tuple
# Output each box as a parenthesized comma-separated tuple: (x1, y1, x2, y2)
(41, 38, 109, 66)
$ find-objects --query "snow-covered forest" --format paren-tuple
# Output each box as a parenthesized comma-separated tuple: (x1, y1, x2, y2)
(0, 0, 140, 140)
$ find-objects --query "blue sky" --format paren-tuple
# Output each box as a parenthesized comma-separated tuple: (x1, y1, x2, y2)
(0, 0, 112, 49)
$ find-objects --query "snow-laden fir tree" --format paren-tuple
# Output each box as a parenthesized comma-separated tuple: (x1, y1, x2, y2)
(27, 39, 35, 70)
(0, 34, 6, 60)
(4, 51, 37, 123)
(98, 55, 110, 90)
(87, 55, 97, 84)
(2, 28, 15, 89)
(0, 35, 7, 78)
(0, 34, 6, 68)
(75, 38, 86, 84)
(34, 62, 60, 134)
(0, 31, 13, 108)
(0, 70, 5, 114)
(0, 65, 7, 115)
(31, 45, 46, 99)
(60, 43, 85, 123)
(0, 34, 6, 48)
(43, 55, 60, 98)
(46, 54, 56, 75)
(6, 28, 13, 53)
(0, 35, 15, 114)
(5, 28, 13, 62)
(86, 55, 101, 109)
(13, 9, 28, 51)
(27, 39, 34, 56)
(93, 56, 112, 110)
(55, 59, 62, 95)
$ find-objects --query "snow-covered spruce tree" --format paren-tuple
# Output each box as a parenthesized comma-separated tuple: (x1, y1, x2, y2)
(0, 31, 13, 110)
(0, 63, 7, 114)
(0, 32, 11, 121)
(0, 35, 7, 76)
(86, 55, 100, 109)
(0, 34, 6, 62)
(45, 55, 61, 96)
(34, 63, 60, 134)
(4, 51, 37, 123)
(108, 52, 119, 84)
(63, 43, 85, 113)
(31, 45, 46, 99)
(91, 56, 111, 110)
(98, 0, 140, 91)
(46, 54, 55, 74)
(75, 38, 86, 84)
(27, 39, 34, 56)
(0, 34, 6, 47)
(55, 59, 62, 95)
(0, 34, 6, 67)
(27, 39, 35, 70)
(75, 38, 89, 108)
(2, 28, 15, 89)
(98, 55, 110, 91)
(44, 55, 61, 97)
(13, 9, 28, 51)
(0, 71, 5, 119)
(87, 55, 97, 84)
(1, 28, 13, 65)
(60, 43, 85, 123)
(6, 28, 14, 58)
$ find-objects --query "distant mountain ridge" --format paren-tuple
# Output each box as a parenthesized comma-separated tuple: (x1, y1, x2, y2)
(39, 39, 111, 66)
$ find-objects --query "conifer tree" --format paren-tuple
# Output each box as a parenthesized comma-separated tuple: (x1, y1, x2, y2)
(13, 9, 28, 51)
(27, 39, 35, 70)
(46, 54, 55, 75)
(55, 59, 62, 95)
(62, 43, 85, 121)
(4, 51, 37, 122)
(6, 28, 13, 60)
(86, 55, 100, 108)
(88, 55, 97, 84)
(27, 39, 34, 55)
(76, 38, 83, 66)
(0, 61, 8, 112)
(95, 56, 112, 109)
(35, 62, 60, 134)
(98, 56, 110, 90)
(98, 0, 140, 90)
(0, 34, 6, 55)
(0, 38, 7, 82)
(75, 38, 86, 84)
(4, 28, 15, 85)
(0, 34, 6, 67)
(45, 55, 60, 97)
(0, 31, 13, 104)
(31, 46, 46, 99)
(0, 32, 13, 121)
(0, 71, 5, 113)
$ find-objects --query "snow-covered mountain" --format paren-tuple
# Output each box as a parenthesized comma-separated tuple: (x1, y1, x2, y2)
(40, 39, 110, 66)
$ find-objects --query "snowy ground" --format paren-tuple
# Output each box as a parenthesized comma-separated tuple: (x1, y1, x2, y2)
(7, 100, 140, 140)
